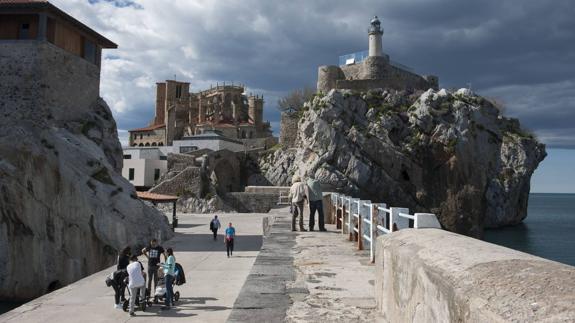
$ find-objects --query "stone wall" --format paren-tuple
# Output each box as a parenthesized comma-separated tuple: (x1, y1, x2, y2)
(317, 55, 438, 93)
(130, 128, 166, 147)
(375, 229, 575, 322)
(241, 136, 278, 150)
(0, 40, 100, 126)
(279, 112, 299, 148)
(224, 192, 279, 213)
(245, 186, 289, 195)
(149, 166, 203, 196)
(317, 65, 345, 93)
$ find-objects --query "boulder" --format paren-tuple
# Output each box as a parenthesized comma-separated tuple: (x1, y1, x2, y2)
(258, 88, 546, 237)
(0, 97, 173, 301)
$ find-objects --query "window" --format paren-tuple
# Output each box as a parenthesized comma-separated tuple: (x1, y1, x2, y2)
(154, 169, 161, 181)
(140, 134, 143, 139)
(83, 38, 97, 64)
(175, 84, 182, 98)
(19, 23, 30, 39)
(160, 156, 167, 160)
(123, 154, 132, 159)
(128, 168, 135, 181)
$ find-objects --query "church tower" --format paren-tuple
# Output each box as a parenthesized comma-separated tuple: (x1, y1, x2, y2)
(368, 16, 383, 57)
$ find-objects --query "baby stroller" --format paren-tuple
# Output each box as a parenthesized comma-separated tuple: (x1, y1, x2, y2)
(152, 263, 185, 305)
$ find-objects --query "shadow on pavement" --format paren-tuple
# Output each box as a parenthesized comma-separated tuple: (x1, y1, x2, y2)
(169, 234, 263, 252)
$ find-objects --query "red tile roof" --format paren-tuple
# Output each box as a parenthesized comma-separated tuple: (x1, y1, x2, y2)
(129, 124, 166, 132)
(137, 191, 178, 202)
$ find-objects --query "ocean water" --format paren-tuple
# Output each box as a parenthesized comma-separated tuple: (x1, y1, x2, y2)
(484, 193, 575, 266)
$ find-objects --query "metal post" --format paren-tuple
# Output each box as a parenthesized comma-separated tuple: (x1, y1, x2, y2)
(172, 201, 177, 230)
(370, 204, 377, 263)
(358, 204, 363, 250)
(341, 203, 346, 235)
(348, 198, 354, 241)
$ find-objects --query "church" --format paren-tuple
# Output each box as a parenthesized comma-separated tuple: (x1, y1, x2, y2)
(129, 81, 272, 147)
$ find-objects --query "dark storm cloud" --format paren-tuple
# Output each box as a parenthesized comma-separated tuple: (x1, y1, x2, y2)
(63, 0, 575, 147)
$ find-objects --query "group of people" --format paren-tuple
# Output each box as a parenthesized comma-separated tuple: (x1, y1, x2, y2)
(111, 239, 177, 316)
(210, 216, 236, 257)
(289, 173, 327, 232)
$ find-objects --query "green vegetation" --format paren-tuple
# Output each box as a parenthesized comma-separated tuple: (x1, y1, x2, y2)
(268, 143, 283, 152)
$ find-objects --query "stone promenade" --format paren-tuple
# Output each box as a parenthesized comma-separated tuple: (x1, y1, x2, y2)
(229, 207, 380, 323)
(1, 212, 266, 323)
(2, 207, 380, 322)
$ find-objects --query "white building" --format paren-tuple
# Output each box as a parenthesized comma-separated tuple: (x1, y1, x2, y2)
(172, 130, 245, 153)
(122, 147, 168, 188)
(121, 130, 244, 188)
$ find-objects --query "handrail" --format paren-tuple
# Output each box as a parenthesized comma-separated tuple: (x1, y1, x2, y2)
(329, 192, 441, 263)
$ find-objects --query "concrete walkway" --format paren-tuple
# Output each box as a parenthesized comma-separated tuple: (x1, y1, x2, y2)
(0, 212, 267, 323)
(228, 207, 379, 322)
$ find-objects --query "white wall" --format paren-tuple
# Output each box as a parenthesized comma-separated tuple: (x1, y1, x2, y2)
(122, 159, 167, 188)
(172, 138, 244, 153)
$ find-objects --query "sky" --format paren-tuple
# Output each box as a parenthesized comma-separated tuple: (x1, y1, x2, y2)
(52, 0, 575, 193)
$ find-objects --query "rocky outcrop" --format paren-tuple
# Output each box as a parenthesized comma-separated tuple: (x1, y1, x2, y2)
(158, 194, 235, 214)
(0, 97, 173, 301)
(259, 88, 546, 237)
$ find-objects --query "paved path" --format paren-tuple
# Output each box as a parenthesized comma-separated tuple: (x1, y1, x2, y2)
(0, 212, 267, 323)
(229, 207, 379, 322)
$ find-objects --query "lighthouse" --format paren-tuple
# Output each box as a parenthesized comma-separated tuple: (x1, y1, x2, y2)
(368, 16, 383, 57)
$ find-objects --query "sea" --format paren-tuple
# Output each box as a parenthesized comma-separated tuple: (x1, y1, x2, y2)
(484, 193, 575, 266)
(0, 193, 574, 315)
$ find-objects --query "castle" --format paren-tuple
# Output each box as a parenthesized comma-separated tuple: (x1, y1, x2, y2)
(317, 16, 439, 93)
(129, 81, 272, 147)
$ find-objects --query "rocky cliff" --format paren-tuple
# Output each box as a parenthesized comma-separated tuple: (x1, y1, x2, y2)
(0, 97, 173, 301)
(259, 88, 546, 237)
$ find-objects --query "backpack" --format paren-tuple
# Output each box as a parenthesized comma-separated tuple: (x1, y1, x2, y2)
(209, 220, 214, 231)
(174, 263, 186, 285)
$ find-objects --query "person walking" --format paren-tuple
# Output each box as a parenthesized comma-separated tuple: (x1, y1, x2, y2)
(161, 248, 176, 310)
(224, 222, 236, 257)
(289, 175, 307, 231)
(141, 239, 165, 297)
(126, 255, 146, 316)
(117, 246, 131, 302)
(306, 173, 326, 231)
(210, 215, 221, 240)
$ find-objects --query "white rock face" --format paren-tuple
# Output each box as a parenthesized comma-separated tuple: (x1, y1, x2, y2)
(259, 88, 546, 237)
(0, 98, 173, 301)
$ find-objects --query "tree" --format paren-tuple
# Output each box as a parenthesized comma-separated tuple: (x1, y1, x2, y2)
(277, 86, 316, 112)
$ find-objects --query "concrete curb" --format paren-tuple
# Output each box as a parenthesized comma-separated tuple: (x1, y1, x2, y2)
(227, 214, 296, 322)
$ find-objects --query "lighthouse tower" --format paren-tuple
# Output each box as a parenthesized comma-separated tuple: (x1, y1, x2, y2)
(368, 16, 383, 57)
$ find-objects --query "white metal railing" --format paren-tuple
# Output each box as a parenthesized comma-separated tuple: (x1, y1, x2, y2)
(278, 193, 290, 205)
(330, 192, 441, 263)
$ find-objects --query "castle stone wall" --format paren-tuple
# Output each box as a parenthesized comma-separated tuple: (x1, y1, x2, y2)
(279, 112, 299, 148)
(317, 54, 438, 93)
(340, 63, 363, 80)
(224, 192, 279, 213)
(0, 40, 100, 123)
(317, 65, 344, 93)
